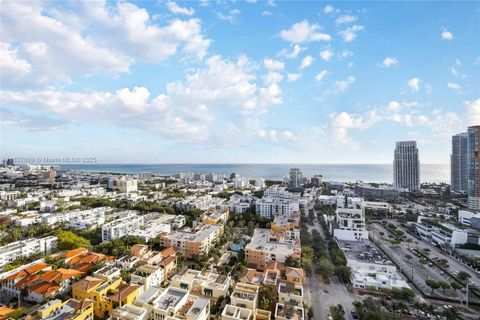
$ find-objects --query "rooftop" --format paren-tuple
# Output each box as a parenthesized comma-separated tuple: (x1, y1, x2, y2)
(337, 240, 394, 267)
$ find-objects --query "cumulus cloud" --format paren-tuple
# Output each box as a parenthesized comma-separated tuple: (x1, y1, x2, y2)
(264, 58, 284, 71)
(465, 99, 480, 126)
(332, 76, 356, 93)
(166, 1, 195, 16)
(387, 101, 401, 111)
(299, 55, 314, 69)
(407, 77, 421, 92)
(323, 5, 334, 14)
(0, 55, 285, 142)
(380, 57, 398, 68)
(0, 1, 211, 88)
(441, 28, 453, 40)
(447, 82, 461, 90)
(287, 73, 301, 82)
(0, 42, 32, 82)
(335, 15, 357, 25)
(319, 49, 333, 61)
(279, 20, 331, 43)
(330, 110, 380, 146)
(215, 8, 240, 23)
(338, 25, 364, 42)
(315, 70, 328, 82)
(278, 44, 306, 59)
(257, 129, 295, 142)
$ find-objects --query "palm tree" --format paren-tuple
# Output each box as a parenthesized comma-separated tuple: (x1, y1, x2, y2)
(443, 307, 461, 320)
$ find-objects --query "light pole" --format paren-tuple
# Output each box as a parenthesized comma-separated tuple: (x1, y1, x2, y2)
(466, 283, 469, 309)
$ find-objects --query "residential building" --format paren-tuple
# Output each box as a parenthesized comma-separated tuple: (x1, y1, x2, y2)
(131, 264, 164, 290)
(221, 305, 252, 320)
(255, 187, 300, 219)
(1, 262, 52, 297)
(160, 224, 223, 259)
(245, 228, 301, 271)
(23, 268, 84, 303)
(354, 183, 399, 201)
(393, 141, 420, 192)
(415, 218, 479, 247)
(275, 303, 304, 320)
(170, 269, 231, 299)
(110, 304, 148, 320)
(151, 287, 189, 319)
(458, 210, 480, 228)
(108, 177, 138, 193)
(328, 197, 368, 241)
(72, 276, 141, 317)
(451, 132, 468, 193)
(468, 125, 480, 210)
(102, 212, 144, 242)
(230, 283, 259, 313)
(288, 168, 303, 192)
(26, 298, 94, 320)
(0, 236, 58, 268)
(278, 283, 303, 307)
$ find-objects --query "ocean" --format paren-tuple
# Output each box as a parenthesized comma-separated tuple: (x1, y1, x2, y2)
(59, 163, 450, 184)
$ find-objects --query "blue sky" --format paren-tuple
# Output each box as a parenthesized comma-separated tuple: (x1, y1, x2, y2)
(0, 0, 479, 164)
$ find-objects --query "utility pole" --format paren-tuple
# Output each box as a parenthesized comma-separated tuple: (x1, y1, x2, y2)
(466, 283, 469, 309)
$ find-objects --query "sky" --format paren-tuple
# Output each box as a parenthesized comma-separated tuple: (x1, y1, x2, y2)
(0, 0, 479, 164)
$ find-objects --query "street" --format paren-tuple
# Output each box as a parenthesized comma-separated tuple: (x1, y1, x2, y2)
(304, 217, 358, 320)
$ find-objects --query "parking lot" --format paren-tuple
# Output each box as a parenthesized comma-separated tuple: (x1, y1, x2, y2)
(369, 222, 480, 304)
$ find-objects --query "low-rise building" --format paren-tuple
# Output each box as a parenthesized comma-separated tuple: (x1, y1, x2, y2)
(0, 236, 58, 268)
(131, 264, 164, 290)
(26, 298, 94, 320)
(102, 212, 144, 242)
(245, 228, 301, 271)
(458, 210, 480, 228)
(337, 240, 409, 290)
(170, 269, 231, 300)
(160, 224, 223, 259)
(275, 303, 304, 320)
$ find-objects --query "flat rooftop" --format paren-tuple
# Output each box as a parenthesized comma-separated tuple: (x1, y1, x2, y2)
(153, 287, 188, 310)
(337, 239, 394, 266)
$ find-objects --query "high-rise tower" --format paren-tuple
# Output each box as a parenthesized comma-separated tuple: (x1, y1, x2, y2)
(393, 141, 420, 191)
(451, 132, 468, 193)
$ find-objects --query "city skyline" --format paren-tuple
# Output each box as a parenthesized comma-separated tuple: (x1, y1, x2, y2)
(1, 1, 479, 164)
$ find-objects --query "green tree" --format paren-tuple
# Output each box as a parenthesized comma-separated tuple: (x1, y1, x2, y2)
(317, 258, 334, 278)
(438, 281, 450, 294)
(443, 307, 461, 320)
(258, 284, 277, 313)
(457, 271, 471, 281)
(56, 230, 92, 250)
(330, 304, 345, 320)
(335, 265, 351, 284)
(425, 279, 440, 294)
(450, 281, 463, 292)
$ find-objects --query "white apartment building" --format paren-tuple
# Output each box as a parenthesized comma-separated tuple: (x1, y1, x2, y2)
(337, 240, 409, 290)
(0, 236, 58, 267)
(233, 178, 250, 189)
(102, 212, 144, 242)
(255, 185, 300, 219)
(131, 264, 164, 291)
(331, 197, 368, 241)
(458, 210, 480, 228)
(255, 199, 299, 219)
(40, 207, 108, 229)
(415, 217, 479, 247)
